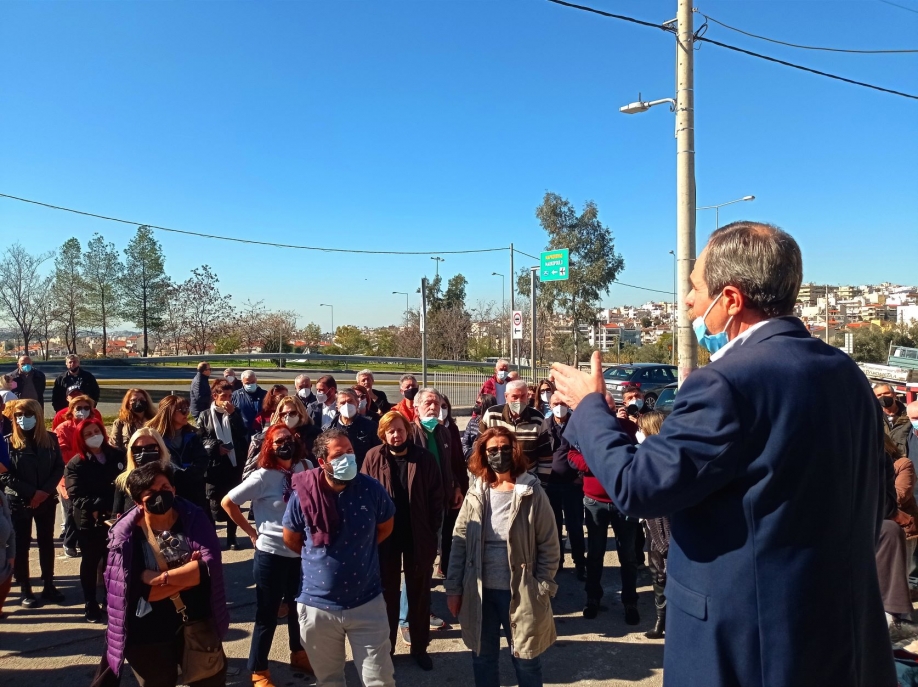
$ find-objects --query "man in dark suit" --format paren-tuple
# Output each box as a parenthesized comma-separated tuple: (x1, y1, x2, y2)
(306, 375, 338, 430)
(551, 222, 895, 687)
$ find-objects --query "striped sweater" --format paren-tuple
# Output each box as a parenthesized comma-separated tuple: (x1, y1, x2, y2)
(480, 404, 553, 482)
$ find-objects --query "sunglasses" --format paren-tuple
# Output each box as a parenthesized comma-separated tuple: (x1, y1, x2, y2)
(175, 407, 190, 415)
(486, 446, 513, 458)
(14, 411, 36, 418)
(273, 439, 294, 448)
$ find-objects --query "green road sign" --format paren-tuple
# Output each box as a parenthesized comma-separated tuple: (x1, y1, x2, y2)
(540, 249, 569, 281)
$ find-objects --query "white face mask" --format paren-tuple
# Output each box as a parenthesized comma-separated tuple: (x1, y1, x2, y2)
(551, 405, 569, 419)
(508, 401, 523, 415)
(315, 391, 328, 404)
(496, 370, 508, 381)
(284, 415, 299, 429)
(438, 407, 449, 422)
(226, 375, 236, 384)
(339, 403, 357, 419)
(540, 392, 552, 404)
(74, 409, 90, 421)
(85, 434, 105, 449)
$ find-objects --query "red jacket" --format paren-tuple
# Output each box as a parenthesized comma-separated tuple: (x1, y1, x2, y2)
(478, 375, 508, 400)
(568, 448, 612, 503)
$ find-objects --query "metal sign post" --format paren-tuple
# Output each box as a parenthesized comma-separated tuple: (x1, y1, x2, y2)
(420, 277, 428, 387)
(530, 267, 539, 381)
(512, 311, 523, 341)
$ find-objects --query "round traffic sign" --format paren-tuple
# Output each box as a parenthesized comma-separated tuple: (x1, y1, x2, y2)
(512, 312, 523, 326)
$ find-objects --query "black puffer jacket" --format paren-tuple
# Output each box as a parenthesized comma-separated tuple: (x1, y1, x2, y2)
(64, 444, 125, 530)
(1, 432, 64, 511)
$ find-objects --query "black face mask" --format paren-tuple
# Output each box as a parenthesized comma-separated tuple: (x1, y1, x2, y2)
(879, 396, 895, 409)
(274, 442, 294, 459)
(131, 400, 148, 413)
(389, 440, 410, 454)
(134, 447, 161, 466)
(144, 489, 175, 515)
(486, 447, 514, 474)
(473, 403, 482, 416)
(403, 387, 419, 401)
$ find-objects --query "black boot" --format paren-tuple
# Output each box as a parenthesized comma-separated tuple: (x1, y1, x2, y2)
(644, 607, 665, 639)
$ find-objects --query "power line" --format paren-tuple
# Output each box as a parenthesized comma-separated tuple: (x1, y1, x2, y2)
(878, 0, 918, 15)
(699, 12, 918, 54)
(0, 192, 507, 256)
(545, 0, 918, 100)
(613, 280, 673, 295)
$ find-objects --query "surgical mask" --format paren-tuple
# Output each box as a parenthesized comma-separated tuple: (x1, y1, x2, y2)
(16, 415, 37, 431)
(486, 446, 514, 473)
(403, 387, 418, 401)
(284, 414, 300, 429)
(496, 370, 508, 381)
(225, 375, 236, 384)
(315, 391, 328, 404)
(420, 416, 439, 432)
(693, 291, 734, 354)
(438, 407, 449, 422)
(879, 396, 895, 409)
(339, 403, 357, 419)
(21, 364, 32, 373)
(540, 392, 552, 404)
(358, 399, 367, 412)
(144, 489, 175, 515)
(85, 434, 105, 450)
(911, 419, 918, 431)
(508, 401, 523, 415)
(74, 409, 91, 421)
(327, 453, 358, 482)
(552, 405, 569, 419)
(244, 383, 258, 393)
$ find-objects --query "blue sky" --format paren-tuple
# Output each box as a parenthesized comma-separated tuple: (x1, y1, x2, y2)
(1, 0, 915, 330)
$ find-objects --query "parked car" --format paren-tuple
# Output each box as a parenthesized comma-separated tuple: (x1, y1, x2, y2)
(654, 383, 678, 416)
(602, 363, 678, 410)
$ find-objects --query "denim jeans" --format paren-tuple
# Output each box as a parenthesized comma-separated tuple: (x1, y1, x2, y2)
(471, 588, 543, 687)
(545, 482, 585, 568)
(248, 549, 304, 672)
(583, 497, 639, 605)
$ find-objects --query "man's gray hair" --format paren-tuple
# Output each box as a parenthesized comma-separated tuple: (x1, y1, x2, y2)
(357, 369, 374, 380)
(337, 388, 358, 403)
(704, 222, 802, 318)
(416, 387, 442, 405)
(295, 374, 310, 386)
(496, 358, 510, 368)
(400, 374, 417, 385)
(241, 369, 257, 381)
(506, 379, 529, 395)
(65, 354, 79, 363)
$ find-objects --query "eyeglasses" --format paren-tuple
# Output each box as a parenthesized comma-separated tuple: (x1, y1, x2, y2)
(75, 406, 91, 413)
(273, 439, 294, 448)
(280, 411, 298, 420)
(486, 446, 513, 458)
(175, 407, 189, 415)
(13, 411, 35, 418)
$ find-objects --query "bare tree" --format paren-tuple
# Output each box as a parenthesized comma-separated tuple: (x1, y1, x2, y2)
(32, 277, 61, 360)
(51, 238, 86, 354)
(0, 244, 54, 355)
(235, 299, 268, 354)
(182, 265, 235, 355)
(153, 282, 190, 355)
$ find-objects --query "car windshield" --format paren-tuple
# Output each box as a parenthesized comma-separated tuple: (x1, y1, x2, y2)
(603, 367, 633, 380)
(656, 387, 676, 409)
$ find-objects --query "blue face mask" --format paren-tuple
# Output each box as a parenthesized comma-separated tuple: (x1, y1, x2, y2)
(21, 364, 32, 373)
(244, 383, 258, 393)
(693, 291, 734, 354)
(16, 415, 37, 431)
(327, 453, 358, 482)
(911, 420, 918, 431)
(420, 416, 439, 432)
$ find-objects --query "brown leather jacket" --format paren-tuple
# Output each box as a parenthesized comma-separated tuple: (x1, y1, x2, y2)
(894, 457, 918, 536)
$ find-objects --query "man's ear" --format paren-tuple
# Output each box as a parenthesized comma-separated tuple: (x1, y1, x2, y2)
(723, 285, 745, 317)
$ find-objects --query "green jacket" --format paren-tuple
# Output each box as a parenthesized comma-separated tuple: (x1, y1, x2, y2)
(445, 471, 559, 660)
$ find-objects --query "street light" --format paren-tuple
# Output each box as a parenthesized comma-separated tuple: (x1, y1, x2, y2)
(697, 195, 755, 230)
(392, 291, 409, 324)
(491, 272, 505, 357)
(668, 250, 676, 365)
(619, 94, 676, 115)
(430, 256, 445, 277)
(319, 304, 334, 342)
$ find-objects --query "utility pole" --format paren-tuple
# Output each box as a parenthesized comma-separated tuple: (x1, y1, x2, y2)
(675, 0, 697, 384)
(530, 267, 539, 381)
(420, 277, 428, 387)
(509, 243, 516, 368)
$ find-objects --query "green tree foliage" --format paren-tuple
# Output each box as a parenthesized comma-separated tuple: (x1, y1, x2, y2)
(121, 226, 169, 357)
(850, 322, 918, 364)
(422, 273, 471, 359)
(523, 193, 625, 364)
(300, 322, 324, 351)
(214, 333, 242, 354)
(52, 238, 87, 353)
(83, 233, 124, 357)
(335, 325, 371, 355)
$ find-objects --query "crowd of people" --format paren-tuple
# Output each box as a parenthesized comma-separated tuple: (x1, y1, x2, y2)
(0, 222, 917, 686)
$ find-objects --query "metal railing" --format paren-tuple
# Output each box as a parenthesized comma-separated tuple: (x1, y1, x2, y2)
(431, 366, 554, 409)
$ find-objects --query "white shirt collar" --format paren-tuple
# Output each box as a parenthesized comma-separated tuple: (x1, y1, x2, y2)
(710, 319, 776, 362)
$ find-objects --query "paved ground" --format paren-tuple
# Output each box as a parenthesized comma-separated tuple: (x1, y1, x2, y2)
(1, 507, 664, 687)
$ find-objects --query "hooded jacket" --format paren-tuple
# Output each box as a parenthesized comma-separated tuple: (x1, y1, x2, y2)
(102, 497, 228, 675)
(445, 471, 559, 660)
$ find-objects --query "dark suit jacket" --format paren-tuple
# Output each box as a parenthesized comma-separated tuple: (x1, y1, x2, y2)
(410, 421, 464, 510)
(564, 317, 895, 687)
(329, 414, 381, 468)
(51, 368, 101, 410)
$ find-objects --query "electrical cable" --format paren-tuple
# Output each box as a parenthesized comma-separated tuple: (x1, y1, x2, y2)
(698, 11, 918, 54)
(878, 0, 918, 15)
(0, 192, 506, 256)
(545, 0, 918, 100)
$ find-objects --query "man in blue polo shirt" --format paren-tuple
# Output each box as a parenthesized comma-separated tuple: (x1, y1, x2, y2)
(283, 427, 395, 687)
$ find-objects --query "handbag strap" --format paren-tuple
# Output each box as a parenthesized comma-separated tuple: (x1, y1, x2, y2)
(139, 518, 188, 620)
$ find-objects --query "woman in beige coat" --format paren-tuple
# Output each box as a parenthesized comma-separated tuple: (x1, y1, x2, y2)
(446, 426, 559, 687)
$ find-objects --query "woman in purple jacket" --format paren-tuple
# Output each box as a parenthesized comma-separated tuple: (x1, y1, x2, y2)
(98, 461, 229, 687)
